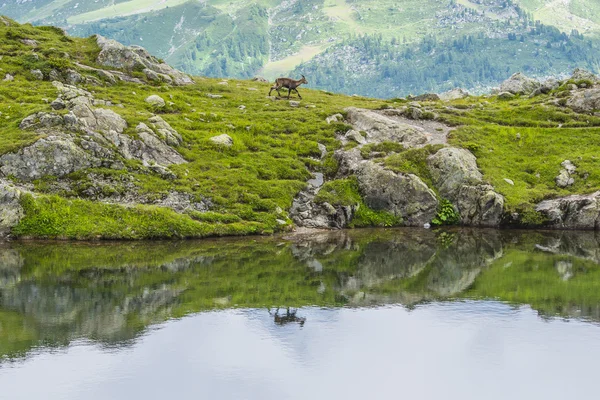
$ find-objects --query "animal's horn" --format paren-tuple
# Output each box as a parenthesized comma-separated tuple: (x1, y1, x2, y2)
(302, 74, 305, 78)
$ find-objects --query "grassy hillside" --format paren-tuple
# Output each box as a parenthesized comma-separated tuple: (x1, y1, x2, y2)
(3, 0, 600, 97)
(2, 18, 600, 238)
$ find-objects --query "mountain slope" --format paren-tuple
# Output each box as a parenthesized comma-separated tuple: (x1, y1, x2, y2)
(3, 0, 600, 97)
(3, 18, 600, 238)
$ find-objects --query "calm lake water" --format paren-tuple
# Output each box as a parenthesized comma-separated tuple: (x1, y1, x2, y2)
(2, 228, 600, 399)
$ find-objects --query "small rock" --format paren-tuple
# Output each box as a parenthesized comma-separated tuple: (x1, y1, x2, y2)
(20, 39, 38, 47)
(206, 93, 223, 99)
(561, 160, 577, 174)
(326, 113, 343, 124)
(50, 99, 66, 110)
(276, 219, 287, 225)
(423, 223, 431, 229)
(504, 178, 514, 186)
(210, 134, 233, 147)
(345, 129, 367, 144)
(498, 92, 515, 100)
(3, 73, 14, 82)
(238, 105, 246, 110)
(30, 69, 44, 80)
(145, 95, 165, 108)
(218, 81, 229, 85)
(289, 101, 300, 107)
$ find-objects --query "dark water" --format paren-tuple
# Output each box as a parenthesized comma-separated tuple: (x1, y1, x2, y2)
(2, 228, 600, 399)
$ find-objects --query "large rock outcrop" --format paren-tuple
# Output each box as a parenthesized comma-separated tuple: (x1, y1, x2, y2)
(95, 35, 193, 86)
(356, 162, 438, 226)
(499, 72, 541, 95)
(0, 181, 23, 237)
(0, 82, 186, 181)
(535, 192, 600, 230)
(428, 147, 504, 226)
(345, 107, 428, 147)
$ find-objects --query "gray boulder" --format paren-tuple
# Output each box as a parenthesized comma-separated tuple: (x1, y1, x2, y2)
(210, 134, 233, 147)
(356, 163, 438, 226)
(428, 147, 483, 199)
(64, 69, 84, 85)
(145, 95, 165, 108)
(536, 192, 600, 230)
(427, 147, 504, 226)
(499, 73, 540, 95)
(95, 35, 193, 86)
(566, 88, 600, 113)
(0, 181, 24, 237)
(345, 107, 427, 147)
(456, 184, 504, 226)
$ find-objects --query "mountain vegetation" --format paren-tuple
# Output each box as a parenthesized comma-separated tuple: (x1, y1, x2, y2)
(3, 0, 600, 96)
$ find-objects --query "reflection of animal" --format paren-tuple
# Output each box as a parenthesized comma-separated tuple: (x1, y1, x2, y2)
(269, 307, 306, 327)
(268, 75, 308, 99)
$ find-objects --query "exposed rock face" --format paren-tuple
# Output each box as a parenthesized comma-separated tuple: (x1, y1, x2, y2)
(30, 69, 44, 80)
(345, 107, 428, 147)
(0, 180, 24, 237)
(456, 184, 504, 226)
(290, 173, 357, 229)
(428, 148, 482, 199)
(439, 88, 469, 101)
(536, 192, 600, 230)
(428, 147, 504, 226)
(356, 163, 438, 226)
(499, 72, 540, 95)
(566, 88, 600, 113)
(95, 35, 193, 86)
(0, 82, 186, 181)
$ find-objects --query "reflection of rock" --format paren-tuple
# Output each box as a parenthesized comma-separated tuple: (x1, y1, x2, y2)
(426, 230, 503, 296)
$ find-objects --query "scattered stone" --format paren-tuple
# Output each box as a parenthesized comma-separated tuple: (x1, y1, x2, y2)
(556, 160, 577, 188)
(410, 93, 440, 102)
(504, 178, 514, 186)
(30, 69, 44, 80)
(20, 39, 38, 47)
(206, 93, 223, 99)
(439, 88, 469, 101)
(238, 105, 246, 110)
(289, 101, 300, 107)
(210, 134, 233, 147)
(252, 77, 269, 83)
(218, 81, 229, 85)
(498, 92, 515, 100)
(145, 95, 165, 108)
(326, 113, 343, 124)
(3, 74, 14, 82)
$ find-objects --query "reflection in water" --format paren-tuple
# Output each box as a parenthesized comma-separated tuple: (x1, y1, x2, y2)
(1, 229, 600, 362)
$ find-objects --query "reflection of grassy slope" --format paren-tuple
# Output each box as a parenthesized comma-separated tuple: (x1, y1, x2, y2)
(463, 249, 600, 319)
(3, 230, 600, 359)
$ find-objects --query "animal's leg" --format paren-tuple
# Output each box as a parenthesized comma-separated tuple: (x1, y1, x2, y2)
(288, 88, 292, 99)
(295, 88, 302, 99)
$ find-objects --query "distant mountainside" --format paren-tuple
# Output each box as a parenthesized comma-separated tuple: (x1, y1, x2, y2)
(3, 0, 600, 97)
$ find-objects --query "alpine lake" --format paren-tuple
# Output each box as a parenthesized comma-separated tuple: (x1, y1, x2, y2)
(1, 228, 600, 399)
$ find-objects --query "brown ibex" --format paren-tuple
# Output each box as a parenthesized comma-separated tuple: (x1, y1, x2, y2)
(268, 75, 308, 99)
(269, 307, 306, 327)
